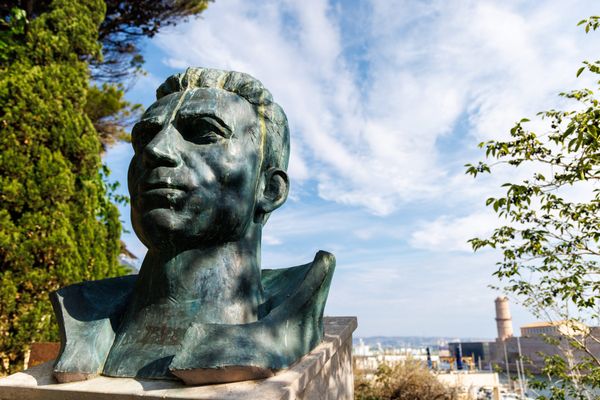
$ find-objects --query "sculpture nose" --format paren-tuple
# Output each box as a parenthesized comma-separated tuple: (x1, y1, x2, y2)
(143, 124, 181, 167)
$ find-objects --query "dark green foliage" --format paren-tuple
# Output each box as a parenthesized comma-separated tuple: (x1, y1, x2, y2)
(0, 0, 126, 374)
(0, 7, 27, 63)
(466, 16, 600, 400)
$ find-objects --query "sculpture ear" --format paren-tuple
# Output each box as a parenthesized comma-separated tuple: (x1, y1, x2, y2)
(256, 168, 289, 222)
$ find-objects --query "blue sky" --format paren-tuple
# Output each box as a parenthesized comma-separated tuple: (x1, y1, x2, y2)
(104, 0, 600, 338)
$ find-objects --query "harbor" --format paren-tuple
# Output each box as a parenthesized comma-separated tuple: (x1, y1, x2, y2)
(353, 297, 599, 399)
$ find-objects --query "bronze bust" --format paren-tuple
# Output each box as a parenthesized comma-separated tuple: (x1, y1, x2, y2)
(51, 68, 335, 385)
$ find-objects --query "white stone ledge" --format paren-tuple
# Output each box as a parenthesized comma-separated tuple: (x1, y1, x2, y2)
(0, 316, 357, 400)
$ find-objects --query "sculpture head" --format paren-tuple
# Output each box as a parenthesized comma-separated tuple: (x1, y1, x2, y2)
(128, 68, 290, 250)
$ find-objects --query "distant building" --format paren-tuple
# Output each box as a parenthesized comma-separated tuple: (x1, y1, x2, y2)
(448, 341, 493, 368)
(490, 298, 599, 374)
(520, 320, 589, 338)
(440, 297, 515, 371)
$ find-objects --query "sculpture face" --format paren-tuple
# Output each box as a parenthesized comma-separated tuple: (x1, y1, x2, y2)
(128, 88, 262, 249)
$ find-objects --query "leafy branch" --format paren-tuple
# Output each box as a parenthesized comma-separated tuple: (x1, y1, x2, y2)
(466, 16, 600, 399)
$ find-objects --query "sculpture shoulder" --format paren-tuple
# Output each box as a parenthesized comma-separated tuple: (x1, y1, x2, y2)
(259, 250, 335, 319)
(51, 275, 137, 382)
(52, 275, 137, 321)
(261, 250, 334, 283)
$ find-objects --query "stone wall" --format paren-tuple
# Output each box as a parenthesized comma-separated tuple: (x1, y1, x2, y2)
(0, 317, 357, 400)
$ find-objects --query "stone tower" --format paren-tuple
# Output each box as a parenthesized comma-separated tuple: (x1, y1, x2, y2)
(495, 296, 514, 341)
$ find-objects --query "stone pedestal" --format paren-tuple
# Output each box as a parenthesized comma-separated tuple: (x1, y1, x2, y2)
(0, 317, 356, 400)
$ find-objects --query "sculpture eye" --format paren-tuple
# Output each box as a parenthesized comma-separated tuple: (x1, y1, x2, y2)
(131, 119, 162, 151)
(177, 114, 231, 145)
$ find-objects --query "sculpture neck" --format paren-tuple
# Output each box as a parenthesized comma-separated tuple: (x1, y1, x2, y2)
(134, 226, 264, 324)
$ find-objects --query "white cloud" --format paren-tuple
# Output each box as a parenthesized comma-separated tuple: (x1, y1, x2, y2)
(149, 0, 599, 216)
(409, 212, 500, 252)
(262, 234, 282, 246)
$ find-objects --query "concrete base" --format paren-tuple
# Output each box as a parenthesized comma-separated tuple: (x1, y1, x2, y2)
(0, 317, 356, 400)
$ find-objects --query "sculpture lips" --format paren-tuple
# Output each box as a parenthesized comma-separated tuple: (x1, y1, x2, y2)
(139, 181, 188, 193)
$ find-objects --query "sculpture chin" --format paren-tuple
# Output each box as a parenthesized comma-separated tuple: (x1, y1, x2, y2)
(132, 196, 254, 249)
(131, 209, 180, 249)
(138, 207, 187, 228)
(132, 207, 213, 249)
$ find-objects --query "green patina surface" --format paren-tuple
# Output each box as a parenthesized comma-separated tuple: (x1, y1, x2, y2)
(52, 252, 334, 381)
(50, 68, 335, 385)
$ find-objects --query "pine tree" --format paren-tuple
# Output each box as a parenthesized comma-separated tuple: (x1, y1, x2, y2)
(0, 0, 125, 374)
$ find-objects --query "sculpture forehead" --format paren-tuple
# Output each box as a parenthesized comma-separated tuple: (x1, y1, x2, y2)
(143, 88, 257, 127)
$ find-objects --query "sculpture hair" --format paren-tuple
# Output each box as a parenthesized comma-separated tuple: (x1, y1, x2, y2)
(156, 67, 290, 175)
